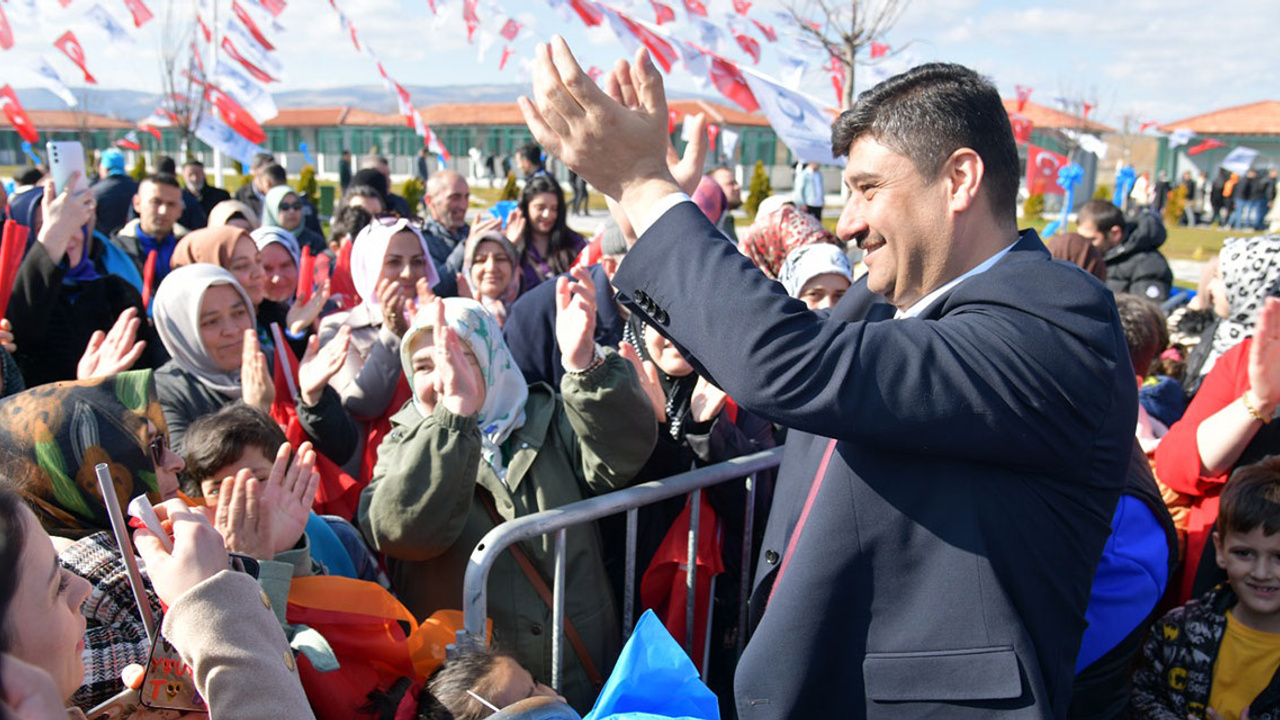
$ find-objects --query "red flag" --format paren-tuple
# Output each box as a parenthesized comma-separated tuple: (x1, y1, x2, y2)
(682, 0, 707, 16)
(706, 123, 720, 149)
(232, 1, 275, 51)
(733, 32, 760, 64)
(0, 86, 39, 145)
(870, 41, 888, 59)
(0, 5, 13, 51)
(499, 18, 521, 41)
(426, 0, 437, 13)
(499, 45, 514, 71)
(649, 0, 674, 24)
(206, 85, 267, 144)
(1187, 138, 1225, 156)
(710, 56, 758, 112)
(568, 0, 603, 26)
(1082, 102, 1094, 120)
(1138, 121, 1158, 134)
(750, 19, 775, 42)
(0, 221, 31, 317)
(259, 0, 286, 16)
(296, 247, 315, 305)
(1008, 113, 1032, 145)
(828, 55, 845, 106)
(330, 237, 359, 310)
(1015, 84, 1032, 113)
(196, 13, 212, 43)
(122, 0, 154, 28)
(138, 122, 162, 141)
(115, 130, 142, 151)
(668, 109, 678, 134)
(54, 30, 97, 84)
(221, 36, 277, 83)
(731, 0, 751, 13)
(1025, 144, 1067, 196)
(463, 0, 480, 42)
(141, 250, 157, 309)
(615, 9, 677, 73)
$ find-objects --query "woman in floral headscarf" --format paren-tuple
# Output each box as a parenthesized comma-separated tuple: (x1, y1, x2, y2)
(739, 203, 842, 280)
(358, 286, 656, 713)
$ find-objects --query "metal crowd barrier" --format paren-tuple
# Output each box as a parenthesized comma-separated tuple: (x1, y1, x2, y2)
(453, 448, 785, 691)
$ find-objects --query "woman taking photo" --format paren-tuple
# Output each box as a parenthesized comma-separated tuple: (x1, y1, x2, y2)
(506, 175, 584, 292)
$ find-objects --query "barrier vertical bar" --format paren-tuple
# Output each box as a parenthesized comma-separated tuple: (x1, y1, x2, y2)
(686, 488, 701, 653)
(552, 528, 567, 693)
(738, 472, 757, 656)
(623, 507, 638, 640)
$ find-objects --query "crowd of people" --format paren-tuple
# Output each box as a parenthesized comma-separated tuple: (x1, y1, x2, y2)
(2, 43, 1280, 720)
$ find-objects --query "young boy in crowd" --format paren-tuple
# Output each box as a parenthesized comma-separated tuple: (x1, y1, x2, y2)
(1131, 457, 1280, 720)
(183, 404, 384, 584)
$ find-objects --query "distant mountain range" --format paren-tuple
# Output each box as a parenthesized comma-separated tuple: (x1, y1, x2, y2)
(13, 83, 716, 121)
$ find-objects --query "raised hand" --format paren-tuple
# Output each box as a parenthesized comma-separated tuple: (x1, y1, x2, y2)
(213, 471, 273, 561)
(36, 172, 94, 263)
(286, 277, 331, 335)
(77, 306, 146, 380)
(690, 375, 728, 423)
(454, 272, 474, 300)
(519, 39, 677, 207)
(431, 300, 484, 417)
(555, 266, 598, 371)
(467, 215, 503, 247)
(0, 318, 16, 354)
(1247, 296, 1280, 417)
(298, 325, 349, 406)
(240, 330, 275, 413)
(133, 499, 230, 606)
(505, 208, 527, 244)
(668, 112, 708, 196)
(378, 277, 412, 337)
(620, 340, 665, 422)
(260, 441, 320, 556)
(414, 276, 439, 313)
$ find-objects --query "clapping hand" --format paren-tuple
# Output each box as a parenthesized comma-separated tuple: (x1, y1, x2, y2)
(505, 208, 527, 244)
(467, 216, 503, 247)
(298, 325, 349, 406)
(378, 277, 413, 337)
(620, 340, 665, 422)
(690, 375, 728, 423)
(212, 471, 273, 561)
(77, 306, 146, 380)
(555, 266, 598, 371)
(287, 277, 331, 335)
(430, 300, 484, 417)
(1247, 296, 1280, 418)
(133, 499, 230, 606)
(240, 330, 275, 413)
(260, 441, 320, 555)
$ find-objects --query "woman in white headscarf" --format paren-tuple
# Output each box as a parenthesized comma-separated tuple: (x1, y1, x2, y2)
(252, 226, 332, 357)
(358, 279, 657, 713)
(777, 243, 857, 310)
(151, 263, 355, 460)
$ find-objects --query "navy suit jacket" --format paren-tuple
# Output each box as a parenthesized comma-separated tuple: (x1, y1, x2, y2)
(611, 201, 1135, 720)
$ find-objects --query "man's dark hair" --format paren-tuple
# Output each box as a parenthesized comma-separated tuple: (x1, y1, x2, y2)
(709, 165, 732, 177)
(1220, 457, 1280, 537)
(1114, 294, 1168, 377)
(351, 168, 389, 198)
(331, 203, 373, 244)
(141, 172, 182, 191)
(250, 152, 276, 171)
(830, 62, 1021, 219)
(180, 405, 286, 497)
(156, 155, 177, 174)
(183, 158, 204, 169)
(1078, 200, 1125, 235)
(261, 163, 287, 187)
(517, 143, 543, 167)
(14, 166, 44, 186)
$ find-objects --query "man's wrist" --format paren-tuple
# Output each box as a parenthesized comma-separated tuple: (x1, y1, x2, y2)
(619, 177, 684, 238)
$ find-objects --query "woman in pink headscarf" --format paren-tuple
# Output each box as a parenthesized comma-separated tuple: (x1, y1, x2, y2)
(740, 203, 843, 280)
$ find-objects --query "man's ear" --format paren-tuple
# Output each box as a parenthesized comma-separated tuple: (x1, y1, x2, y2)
(1108, 225, 1125, 247)
(132, 192, 142, 216)
(944, 148, 984, 214)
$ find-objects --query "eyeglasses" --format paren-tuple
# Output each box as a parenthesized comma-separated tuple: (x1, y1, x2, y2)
(148, 432, 168, 468)
(278, 202, 304, 212)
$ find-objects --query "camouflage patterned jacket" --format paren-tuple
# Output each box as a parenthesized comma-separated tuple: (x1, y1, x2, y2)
(1131, 584, 1280, 719)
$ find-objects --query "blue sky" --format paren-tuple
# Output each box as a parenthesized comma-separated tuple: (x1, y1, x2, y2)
(5, 0, 1276, 126)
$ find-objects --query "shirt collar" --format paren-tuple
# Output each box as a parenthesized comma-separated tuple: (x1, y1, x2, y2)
(894, 238, 1019, 320)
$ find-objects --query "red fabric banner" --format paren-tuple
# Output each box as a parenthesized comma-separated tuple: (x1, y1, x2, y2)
(682, 0, 707, 16)
(499, 18, 521, 41)
(54, 30, 97, 84)
(1187, 138, 1225, 156)
(206, 85, 267, 144)
(649, 0, 674, 24)
(1009, 113, 1032, 145)
(710, 55, 758, 112)
(751, 19, 776, 42)
(221, 36, 277, 83)
(232, 1, 275, 51)
(122, 0, 154, 28)
(870, 42, 888, 59)
(0, 85, 37, 144)
(1025, 144, 1067, 196)
(0, 5, 14, 51)
(732, 0, 752, 13)
(734, 32, 760, 64)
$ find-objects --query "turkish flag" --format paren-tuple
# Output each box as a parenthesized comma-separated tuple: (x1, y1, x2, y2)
(1025, 144, 1067, 196)
(617, 11, 677, 72)
(870, 42, 888, 59)
(710, 55, 758, 112)
(122, 0, 154, 28)
(115, 130, 142, 151)
(751, 19, 776, 42)
(682, 0, 707, 16)
(54, 30, 97, 84)
(568, 0, 603, 26)
(731, 0, 751, 13)
(499, 18, 521, 41)
(1009, 113, 1032, 145)
(1015, 84, 1033, 113)
(1138, 121, 1158, 134)
(463, 0, 479, 41)
(734, 32, 759, 63)
(1187, 138, 1225, 156)
(706, 123, 720, 149)
(258, 0, 286, 17)
(206, 85, 267, 144)
(222, 36, 277, 83)
(498, 45, 514, 71)
(649, 0, 674, 24)
(138, 122, 162, 141)
(0, 5, 13, 51)
(232, 1, 275, 50)
(0, 85, 38, 144)
(196, 13, 212, 43)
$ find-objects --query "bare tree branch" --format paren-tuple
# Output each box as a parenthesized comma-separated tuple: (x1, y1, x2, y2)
(779, 0, 914, 109)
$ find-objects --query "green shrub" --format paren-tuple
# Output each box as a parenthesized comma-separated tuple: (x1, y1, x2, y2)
(401, 176, 424, 216)
(296, 165, 319, 209)
(1164, 185, 1186, 227)
(1093, 183, 1112, 201)
(745, 160, 771, 218)
(499, 172, 519, 201)
(1022, 193, 1045, 219)
(129, 154, 147, 181)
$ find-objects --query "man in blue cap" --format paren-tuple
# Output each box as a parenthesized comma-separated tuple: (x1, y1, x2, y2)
(92, 148, 138, 237)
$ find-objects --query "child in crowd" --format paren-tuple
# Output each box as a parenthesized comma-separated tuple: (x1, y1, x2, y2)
(1131, 457, 1280, 720)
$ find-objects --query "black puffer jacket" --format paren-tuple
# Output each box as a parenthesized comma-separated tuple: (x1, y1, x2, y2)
(1104, 211, 1173, 300)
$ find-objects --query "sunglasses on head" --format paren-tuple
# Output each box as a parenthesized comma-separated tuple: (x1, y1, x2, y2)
(278, 201, 304, 212)
(149, 432, 168, 468)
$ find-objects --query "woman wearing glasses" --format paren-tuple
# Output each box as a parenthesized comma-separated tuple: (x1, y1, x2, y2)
(263, 185, 328, 257)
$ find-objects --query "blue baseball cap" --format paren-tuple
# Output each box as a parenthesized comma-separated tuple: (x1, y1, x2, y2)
(100, 148, 126, 175)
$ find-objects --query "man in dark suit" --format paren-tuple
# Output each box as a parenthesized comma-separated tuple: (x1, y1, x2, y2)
(521, 40, 1135, 719)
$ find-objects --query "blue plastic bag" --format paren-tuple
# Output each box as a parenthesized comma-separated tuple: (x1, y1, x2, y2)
(583, 610, 719, 720)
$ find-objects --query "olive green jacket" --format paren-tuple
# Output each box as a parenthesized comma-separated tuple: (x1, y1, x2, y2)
(358, 350, 656, 711)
